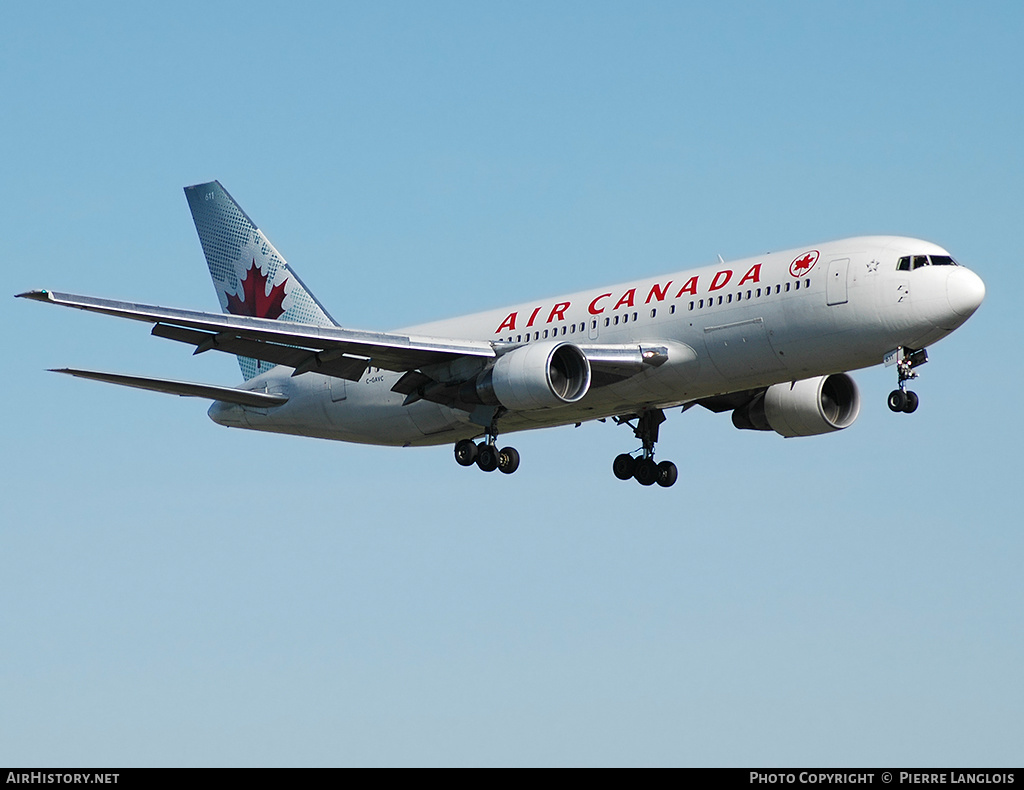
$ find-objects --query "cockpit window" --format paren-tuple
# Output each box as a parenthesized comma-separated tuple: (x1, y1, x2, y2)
(896, 254, 960, 271)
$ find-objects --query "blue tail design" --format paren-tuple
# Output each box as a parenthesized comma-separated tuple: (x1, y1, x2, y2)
(184, 180, 337, 380)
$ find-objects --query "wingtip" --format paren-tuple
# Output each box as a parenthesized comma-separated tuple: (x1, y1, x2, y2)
(16, 289, 52, 301)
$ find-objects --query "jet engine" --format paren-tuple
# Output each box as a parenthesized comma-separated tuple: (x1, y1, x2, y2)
(731, 373, 861, 437)
(466, 341, 592, 411)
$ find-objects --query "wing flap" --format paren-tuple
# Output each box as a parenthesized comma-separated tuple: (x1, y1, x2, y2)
(151, 324, 370, 381)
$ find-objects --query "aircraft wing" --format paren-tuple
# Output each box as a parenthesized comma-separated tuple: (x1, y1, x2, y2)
(18, 289, 496, 382)
(19, 290, 671, 409)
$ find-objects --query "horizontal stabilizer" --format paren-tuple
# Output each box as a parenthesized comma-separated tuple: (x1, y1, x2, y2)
(50, 368, 288, 407)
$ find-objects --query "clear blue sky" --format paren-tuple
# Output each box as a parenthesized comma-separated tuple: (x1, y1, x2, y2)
(2, 0, 1021, 767)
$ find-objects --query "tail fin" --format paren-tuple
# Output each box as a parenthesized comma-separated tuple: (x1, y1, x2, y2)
(184, 180, 338, 380)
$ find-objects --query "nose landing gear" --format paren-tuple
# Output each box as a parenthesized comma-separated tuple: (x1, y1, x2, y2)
(611, 408, 678, 488)
(886, 347, 928, 414)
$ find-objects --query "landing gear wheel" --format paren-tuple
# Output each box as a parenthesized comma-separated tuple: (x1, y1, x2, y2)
(888, 389, 908, 412)
(497, 446, 520, 474)
(613, 408, 674, 489)
(454, 439, 478, 467)
(889, 347, 927, 414)
(634, 458, 659, 486)
(612, 453, 636, 481)
(476, 443, 499, 472)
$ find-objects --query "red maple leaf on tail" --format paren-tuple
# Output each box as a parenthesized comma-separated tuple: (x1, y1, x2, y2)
(226, 259, 288, 319)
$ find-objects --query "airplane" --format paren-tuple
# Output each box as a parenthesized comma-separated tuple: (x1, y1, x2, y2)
(18, 181, 986, 488)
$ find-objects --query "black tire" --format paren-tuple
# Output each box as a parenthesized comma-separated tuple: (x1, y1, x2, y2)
(497, 446, 520, 474)
(454, 439, 478, 466)
(657, 460, 678, 488)
(476, 444, 499, 472)
(634, 458, 658, 486)
(903, 390, 919, 413)
(612, 453, 636, 480)
(888, 390, 907, 412)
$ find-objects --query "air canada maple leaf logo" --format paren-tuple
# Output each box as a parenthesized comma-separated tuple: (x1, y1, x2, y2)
(790, 250, 819, 278)
(226, 259, 288, 319)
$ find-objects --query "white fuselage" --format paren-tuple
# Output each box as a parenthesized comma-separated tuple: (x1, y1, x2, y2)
(208, 236, 984, 446)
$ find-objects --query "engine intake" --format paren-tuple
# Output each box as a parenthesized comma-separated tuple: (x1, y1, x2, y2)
(732, 373, 861, 437)
(469, 341, 592, 411)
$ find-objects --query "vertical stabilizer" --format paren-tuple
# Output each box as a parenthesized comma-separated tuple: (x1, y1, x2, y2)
(184, 180, 338, 380)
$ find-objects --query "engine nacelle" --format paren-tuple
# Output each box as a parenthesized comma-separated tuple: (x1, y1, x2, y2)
(471, 341, 592, 411)
(732, 373, 861, 437)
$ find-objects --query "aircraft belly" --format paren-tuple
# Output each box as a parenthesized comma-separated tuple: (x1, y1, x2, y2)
(406, 400, 470, 438)
(328, 379, 441, 445)
(230, 374, 417, 446)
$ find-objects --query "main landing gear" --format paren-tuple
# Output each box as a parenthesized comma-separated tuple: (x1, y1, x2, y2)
(453, 418, 519, 475)
(611, 408, 678, 488)
(887, 347, 928, 414)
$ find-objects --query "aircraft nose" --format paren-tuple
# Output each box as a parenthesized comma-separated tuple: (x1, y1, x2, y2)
(947, 267, 986, 318)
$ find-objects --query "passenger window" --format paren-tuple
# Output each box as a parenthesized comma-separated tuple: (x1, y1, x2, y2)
(717, 296, 723, 305)
(688, 302, 694, 311)
(785, 282, 791, 292)
(632, 312, 637, 321)
(805, 279, 811, 288)
(775, 284, 780, 294)
(650, 309, 657, 318)
(604, 317, 610, 327)
(756, 288, 761, 297)
(670, 305, 676, 314)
